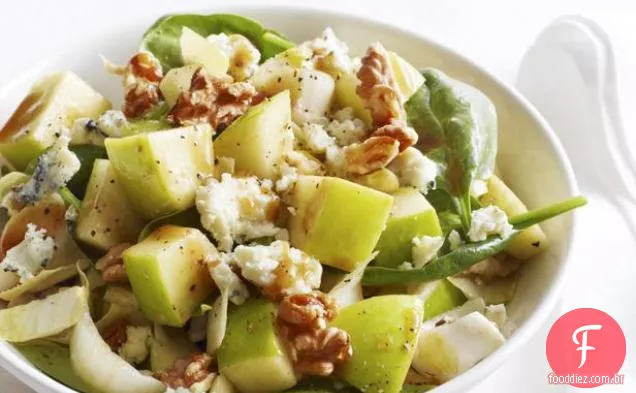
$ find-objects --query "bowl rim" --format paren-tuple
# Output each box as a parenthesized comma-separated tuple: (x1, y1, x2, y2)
(0, 4, 580, 393)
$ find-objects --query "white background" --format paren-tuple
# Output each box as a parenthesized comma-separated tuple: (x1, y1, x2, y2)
(0, 0, 635, 392)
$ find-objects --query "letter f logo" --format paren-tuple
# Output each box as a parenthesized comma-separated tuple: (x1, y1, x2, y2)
(572, 324, 602, 368)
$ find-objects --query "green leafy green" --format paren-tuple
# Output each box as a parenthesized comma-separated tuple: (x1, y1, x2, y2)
(140, 13, 295, 71)
(363, 196, 587, 286)
(66, 145, 108, 198)
(509, 196, 587, 229)
(362, 232, 517, 286)
(405, 69, 497, 229)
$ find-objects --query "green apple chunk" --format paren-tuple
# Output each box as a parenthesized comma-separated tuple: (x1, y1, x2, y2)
(375, 188, 443, 267)
(412, 311, 505, 382)
(0, 72, 111, 170)
(15, 341, 96, 393)
(289, 176, 394, 272)
(180, 27, 229, 77)
(105, 124, 214, 219)
(334, 72, 372, 126)
(388, 52, 424, 103)
(160, 64, 200, 107)
(150, 324, 198, 372)
(214, 90, 291, 179)
(123, 225, 216, 327)
(408, 279, 466, 320)
(76, 159, 146, 251)
(331, 295, 423, 393)
(218, 297, 297, 393)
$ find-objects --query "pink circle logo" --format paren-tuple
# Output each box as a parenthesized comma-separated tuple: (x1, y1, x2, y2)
(546, 308, 626, 388)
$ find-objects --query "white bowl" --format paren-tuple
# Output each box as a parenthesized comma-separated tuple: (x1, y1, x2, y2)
(0, 5, 579, 393)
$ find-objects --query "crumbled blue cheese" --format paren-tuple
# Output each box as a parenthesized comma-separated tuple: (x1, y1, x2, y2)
(0, 224, 55, 283)
(411, 235, 444, 268)
(398, 262, 414, 270)
(17, 135, 80, 205)
(118, 325, 151, 365)
(207, 33, 261, 81)
(325, 107, 368, 146)
(231, 240, 322, 297)
(448, 230, 463, 251)
(275, 151, 324, 194)
(196, 174, 284, 251)
(467, 206, 513, 242)
(71, 110, 128, 146)
(208, 254, 250, 305)
(295, 122, 337, 154)
(388, 147, 438, 194)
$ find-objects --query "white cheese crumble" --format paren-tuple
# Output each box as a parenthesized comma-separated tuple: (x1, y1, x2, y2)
(388, 147, 438, 194)
(325, 145, 347, 177)
(411, 235, 444, 268)
(0, 223, 55, 283)
(195, 173, 283, 251)
(301, 28, 353, 74)
(118, 325, 151, 365)
(325, 107, 368, 146)
(470, 179, 488, 199)
(295, 122, 337, 154)
(398, 262, 414, 270)
(231, 240, 322, 297)
(164, 374, 216, 393)
(17, 135, 80, 205)
(448, 230, 463, 251)
(275, 151, 324, 194)
(467, 205, 513, 242)
(207, 33, 261, 81)
(208, 254, 250, 305)
(484, 304, 508, 330)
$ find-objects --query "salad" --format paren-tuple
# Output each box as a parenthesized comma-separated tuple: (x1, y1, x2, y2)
(0, 12, 585, 393)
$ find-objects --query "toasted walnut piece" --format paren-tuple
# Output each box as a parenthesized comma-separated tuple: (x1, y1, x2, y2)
(154, 353, 214, 389)
(118, 52, 163, 119)
(371, 119, 418, 152)
(356, 43, 403, 127)
(292, 327, 352, 377)
(344, 136, 400, 175)
(277, 291, 352, 377)
(102, 318, 129, 352)
(167, 68, 258, 130)
(277, 291, 336, 332)
(95, 243, 130, 283)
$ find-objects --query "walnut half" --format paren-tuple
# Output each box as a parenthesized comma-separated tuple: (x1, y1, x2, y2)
(120, 52, 164, 119)
(95, 243, 130, 283)
(154, 353, 214, 389)
(277, 291, 352, 377)
(167, 68, 259, 131)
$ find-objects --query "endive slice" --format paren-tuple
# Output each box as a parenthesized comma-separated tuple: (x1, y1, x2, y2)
(70, 312, 165, 393)
(0, 286, 86, 342)
(206, 289, 229, 356)
(0, 265, 78, 301)
(328, 253, 376, 308)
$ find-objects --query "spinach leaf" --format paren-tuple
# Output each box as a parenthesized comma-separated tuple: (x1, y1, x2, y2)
(140, 13, 295, 71)
(405, 69, 497, 229)
(362, 232, 517, 286)
(362, 195, 587, 286)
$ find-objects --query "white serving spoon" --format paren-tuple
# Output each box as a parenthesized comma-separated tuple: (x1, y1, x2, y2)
(516, 15, 636, 239)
